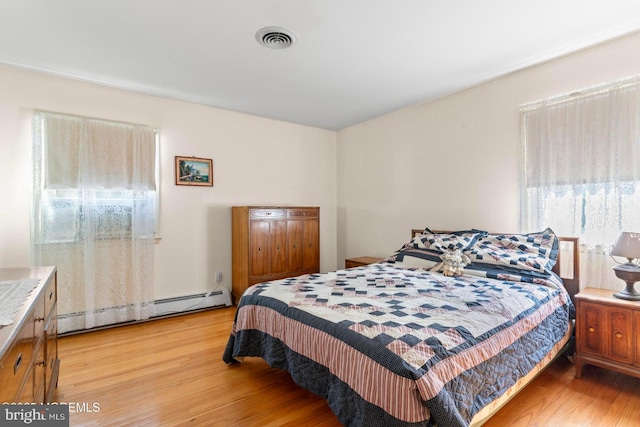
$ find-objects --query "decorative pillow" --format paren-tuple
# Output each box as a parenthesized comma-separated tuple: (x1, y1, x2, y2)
(406, 228, 487, 253)
(465, 228, 559, 276)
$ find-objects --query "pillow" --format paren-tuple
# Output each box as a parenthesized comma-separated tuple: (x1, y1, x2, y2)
(386, 247, 442, 269)
(406, 228, 487, 253)
(465, 228, 559, 276)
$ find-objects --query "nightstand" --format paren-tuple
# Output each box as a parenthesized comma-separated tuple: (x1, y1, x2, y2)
(345, 256, 384, 269)
(574, 287, 640, 379)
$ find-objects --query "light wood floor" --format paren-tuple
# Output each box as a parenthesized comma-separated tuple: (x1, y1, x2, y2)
(55, 307, 640, 427)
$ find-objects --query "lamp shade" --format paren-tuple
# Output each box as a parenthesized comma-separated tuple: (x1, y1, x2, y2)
(611, 232, 640, 260)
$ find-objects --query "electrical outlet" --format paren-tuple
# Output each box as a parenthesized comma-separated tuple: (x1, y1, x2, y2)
(215, 272, 223, 283)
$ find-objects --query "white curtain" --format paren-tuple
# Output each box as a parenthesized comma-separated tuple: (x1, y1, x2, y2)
(520, 75, 640, 290)
(31, 111, 157, 333)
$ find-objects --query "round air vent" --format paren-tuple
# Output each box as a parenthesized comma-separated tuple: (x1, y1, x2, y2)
(255, 26, 297, 49)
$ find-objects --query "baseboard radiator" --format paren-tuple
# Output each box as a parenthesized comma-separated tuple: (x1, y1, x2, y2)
(153, 288, 232, 317)
(58, 289, 233, 336)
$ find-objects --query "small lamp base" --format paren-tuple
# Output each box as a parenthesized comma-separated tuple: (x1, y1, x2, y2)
(612, 263, 640, 301)
(613, 281, 640, 301)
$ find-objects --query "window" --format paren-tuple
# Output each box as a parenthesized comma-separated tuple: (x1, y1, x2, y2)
(32, 111, 159, 243)
(520, 75, 640, 286)
(31, 111, 158, 332)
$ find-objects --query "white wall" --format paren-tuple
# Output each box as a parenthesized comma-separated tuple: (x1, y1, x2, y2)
(0, 65, 338, 301)
(337, 30, 640, 274)
(3, 29, 640, 299)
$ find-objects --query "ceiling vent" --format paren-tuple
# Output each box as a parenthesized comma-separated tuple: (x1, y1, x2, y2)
(255, 26, 297, 49)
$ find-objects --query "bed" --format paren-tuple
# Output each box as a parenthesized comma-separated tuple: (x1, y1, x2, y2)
(223, 228, 579, 427)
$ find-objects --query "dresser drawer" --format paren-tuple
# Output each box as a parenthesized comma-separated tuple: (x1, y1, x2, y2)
(14, 365, 35, 403)
(0, 321, 35, 402)
(250, 209, 286, 219)
(287, 208, 318, 219)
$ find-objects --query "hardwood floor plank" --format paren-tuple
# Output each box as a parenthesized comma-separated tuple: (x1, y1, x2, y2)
(55, 307, 640, 426)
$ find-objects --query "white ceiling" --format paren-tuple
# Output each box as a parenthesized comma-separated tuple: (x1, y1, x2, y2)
(1, 1, 640, 130)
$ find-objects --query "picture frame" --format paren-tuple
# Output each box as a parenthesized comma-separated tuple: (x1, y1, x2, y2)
(175, 156, 213, 186)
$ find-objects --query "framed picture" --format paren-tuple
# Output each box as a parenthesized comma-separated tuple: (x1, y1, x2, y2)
(175, 156, 213, 186)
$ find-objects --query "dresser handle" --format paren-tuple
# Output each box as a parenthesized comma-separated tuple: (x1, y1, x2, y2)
(615, 332, 623, 339)
(14, 353, 22, 374)
(258, 247, 262, 252)
(35, 317, 45, 322)
(36, 360, 46, 367)
(588, 327, 595, 333)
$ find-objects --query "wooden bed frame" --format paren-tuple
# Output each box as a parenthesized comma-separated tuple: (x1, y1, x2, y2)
(410, 229, 580, 302)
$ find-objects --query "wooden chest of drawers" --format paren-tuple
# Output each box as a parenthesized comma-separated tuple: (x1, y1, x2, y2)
(232, 206, 320, 303)
(0, 267, 59, 403)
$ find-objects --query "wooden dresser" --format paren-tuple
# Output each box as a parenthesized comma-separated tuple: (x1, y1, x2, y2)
(0, 266, 59, 403)
(575, 287, 640, 379)
(232, 206, 320, 303)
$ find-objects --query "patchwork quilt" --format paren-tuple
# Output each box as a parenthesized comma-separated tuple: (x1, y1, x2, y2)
(223, 262, 573, 427)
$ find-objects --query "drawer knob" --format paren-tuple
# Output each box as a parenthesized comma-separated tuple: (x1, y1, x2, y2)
(615, 332, 623, 339)
(588, 327, 595, 333)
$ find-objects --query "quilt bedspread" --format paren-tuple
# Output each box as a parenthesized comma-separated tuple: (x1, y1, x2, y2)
(223, 263, 573, 427)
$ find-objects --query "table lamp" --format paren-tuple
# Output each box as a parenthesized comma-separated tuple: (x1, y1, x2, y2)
(610, 232, 640, 301)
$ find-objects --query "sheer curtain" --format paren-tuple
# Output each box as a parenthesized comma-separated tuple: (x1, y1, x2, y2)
(31, 111, 157, 333)
(520, 75, 640, 290)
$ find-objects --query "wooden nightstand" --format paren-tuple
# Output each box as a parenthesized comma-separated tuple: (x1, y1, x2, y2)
(345, 256, 384, 269)
(574, 287, 640, 379)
